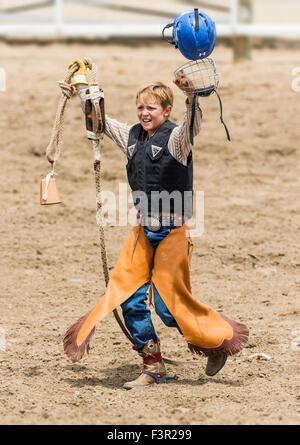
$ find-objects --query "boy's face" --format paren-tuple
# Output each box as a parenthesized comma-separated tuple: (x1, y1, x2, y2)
(136, 94, 172, 137)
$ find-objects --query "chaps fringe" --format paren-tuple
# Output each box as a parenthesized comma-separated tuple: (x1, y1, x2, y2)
(188, 313, 249, 357)
(63, 311, 96, 362)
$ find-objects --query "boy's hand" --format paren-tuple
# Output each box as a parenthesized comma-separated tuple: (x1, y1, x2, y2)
(173, 70, 195, 103)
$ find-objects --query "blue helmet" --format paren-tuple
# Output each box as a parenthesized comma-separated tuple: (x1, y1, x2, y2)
(162, 9, 216, 60)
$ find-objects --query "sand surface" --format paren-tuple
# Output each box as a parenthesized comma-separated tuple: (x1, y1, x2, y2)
(0, 42, 299, 425)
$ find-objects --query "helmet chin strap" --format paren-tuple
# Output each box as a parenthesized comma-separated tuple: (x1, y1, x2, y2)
(215, 91, 231, 142)
(190, 89, 231, 145)
(189, 90, 231, 146)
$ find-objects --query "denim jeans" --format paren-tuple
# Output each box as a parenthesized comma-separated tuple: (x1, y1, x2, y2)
(121, 226, 182, 351)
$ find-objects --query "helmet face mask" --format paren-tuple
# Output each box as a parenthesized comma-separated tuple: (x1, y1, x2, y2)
(173, 58, 231, 143)
(174, 58, 219, 98)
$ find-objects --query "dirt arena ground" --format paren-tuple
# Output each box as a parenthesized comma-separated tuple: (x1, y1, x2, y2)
(0, 41, 299, 425)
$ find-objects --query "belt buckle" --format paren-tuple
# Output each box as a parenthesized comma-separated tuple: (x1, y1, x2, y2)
(142, 215, 161, 232)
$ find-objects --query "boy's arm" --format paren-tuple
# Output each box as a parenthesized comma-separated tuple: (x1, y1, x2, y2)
(168, 98, 202, 166)
(104, 115, 132, 154)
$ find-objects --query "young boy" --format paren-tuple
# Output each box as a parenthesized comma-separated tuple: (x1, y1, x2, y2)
(64, 67, 249, 390)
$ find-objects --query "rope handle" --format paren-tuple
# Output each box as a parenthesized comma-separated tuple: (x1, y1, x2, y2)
(45, 58, 101, 165)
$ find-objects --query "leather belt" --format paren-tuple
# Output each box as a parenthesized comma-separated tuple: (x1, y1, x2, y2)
(138, 213, 185, 232)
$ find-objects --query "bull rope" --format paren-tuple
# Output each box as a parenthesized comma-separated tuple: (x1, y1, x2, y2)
(45, 58, 134, 346)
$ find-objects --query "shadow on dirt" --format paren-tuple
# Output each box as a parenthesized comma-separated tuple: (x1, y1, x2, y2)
(63, 363, 243, 389)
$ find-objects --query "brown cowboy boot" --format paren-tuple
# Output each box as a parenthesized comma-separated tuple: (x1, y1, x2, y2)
(205, 353, 227, 376)
(122, 338, 166, 390)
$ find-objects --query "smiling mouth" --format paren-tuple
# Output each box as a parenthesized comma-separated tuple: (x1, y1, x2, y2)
(142, 118, 152, 123)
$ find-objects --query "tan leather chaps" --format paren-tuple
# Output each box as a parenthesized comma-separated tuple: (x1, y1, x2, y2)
(63, 224, 249, 361)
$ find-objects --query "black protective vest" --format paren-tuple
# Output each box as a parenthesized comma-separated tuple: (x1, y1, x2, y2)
(126, 120, 193, 218)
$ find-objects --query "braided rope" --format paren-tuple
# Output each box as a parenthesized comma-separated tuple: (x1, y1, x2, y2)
(94, 159, 110, 287)
(45, 66, 77, 164)
(94, 157, 135, 343)
(83, 60, 135, 344)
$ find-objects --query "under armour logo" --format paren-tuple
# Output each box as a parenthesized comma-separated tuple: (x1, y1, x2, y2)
(127, 143, 136, 158)
(151, 145, 163, 158)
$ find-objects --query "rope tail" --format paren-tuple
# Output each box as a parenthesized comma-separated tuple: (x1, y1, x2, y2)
(94, 158, 134, 346)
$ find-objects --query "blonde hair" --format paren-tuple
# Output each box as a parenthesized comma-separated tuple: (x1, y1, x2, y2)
(136, 82, 174, 110)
